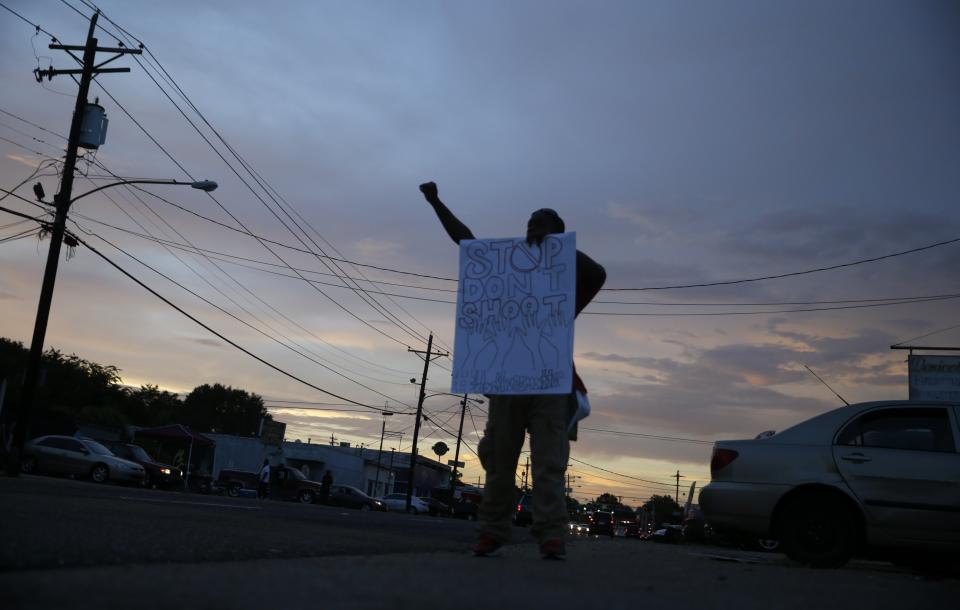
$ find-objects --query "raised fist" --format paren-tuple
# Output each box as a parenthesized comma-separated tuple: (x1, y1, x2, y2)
(419, 181, 439, 202)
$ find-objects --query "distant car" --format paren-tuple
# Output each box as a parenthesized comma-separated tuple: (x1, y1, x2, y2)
(107, 442, 183, 489)
(651, 524, 683, 544)
(327, 484, 384, 511)
(612, 508, 640, 537)
(700, 400, 960, 568)
(417, 496, 449, 516)
(513, 493, 533, 526)
(452, 499, 479, 521)
(588, 510, 615, 536)
(379, 493, 429, 514)
(21, 435, 145, 485)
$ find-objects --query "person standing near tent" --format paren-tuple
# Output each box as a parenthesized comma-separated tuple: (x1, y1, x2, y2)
(257, 459, 270, 500)
(320, 470, 333, 504)
(418, 181, 606, 559)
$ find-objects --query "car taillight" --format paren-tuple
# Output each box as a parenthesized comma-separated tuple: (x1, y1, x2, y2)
(516, 503, 522, 513)
(710, 447, 739, 475)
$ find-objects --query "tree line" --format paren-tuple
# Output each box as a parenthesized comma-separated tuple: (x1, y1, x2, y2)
(0, 337, 272, 437)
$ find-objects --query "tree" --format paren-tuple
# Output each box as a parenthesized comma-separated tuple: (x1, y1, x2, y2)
(642, 494, 682, 525)
(593, 493, 623, 508)
(127, 384, 184, 427)
(182, 383, 269, 436)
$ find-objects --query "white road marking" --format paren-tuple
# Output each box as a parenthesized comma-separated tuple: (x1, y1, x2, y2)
(118, 496, 262, 510)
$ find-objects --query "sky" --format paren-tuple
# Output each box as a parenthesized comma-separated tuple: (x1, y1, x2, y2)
(1, 0, 958, 506)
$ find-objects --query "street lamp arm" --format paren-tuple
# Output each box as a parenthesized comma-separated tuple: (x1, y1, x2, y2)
(422, 391, 484, 404)
(69, 178, 217, 203)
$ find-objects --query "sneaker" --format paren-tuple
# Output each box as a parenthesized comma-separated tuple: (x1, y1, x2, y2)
(540, 539, 566, 560)
(473, 534, 503, 557)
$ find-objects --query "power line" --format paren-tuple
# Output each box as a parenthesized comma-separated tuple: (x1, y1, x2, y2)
(0, 1, 60, 40)
(568, 456, 675, 487)
(56, 213, 960, 314)
(64, 228, 398, 413)
(582, 295, 960, 316)
(91, 82, 418, 350)
(0, 134, 49, 157)
(579, 427, 714, 444)
(71, 2, 434, 350)
(565, 466, 676, 492)
(892, 322, 960, 348)
(601, 237, 960, 291)
(80, 161, 418, 384)
(0, 108, 68, 141)
(72, 223, 416, 411)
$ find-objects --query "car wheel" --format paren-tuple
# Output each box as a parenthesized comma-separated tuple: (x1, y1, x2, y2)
(411, 507, 419, 515)
(361, 503, 371, 511)
(757, 538, 780, 552)
(90, 463, 110, 484)
(20, 455, 37, 474)
(298, 490, 315, 504)
(779, 497, 858, 568)
(227, 482, 242, 497)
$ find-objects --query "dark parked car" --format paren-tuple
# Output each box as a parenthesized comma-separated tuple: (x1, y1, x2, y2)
(219, 466, 327, 504)
(452, 499, 479, 521)
(328, 484, 385, 510)
(513, 493, 533, 526)
(108, 442, 183, 489)
(21, 435, 145, 485)
(418, 496, 450, 516)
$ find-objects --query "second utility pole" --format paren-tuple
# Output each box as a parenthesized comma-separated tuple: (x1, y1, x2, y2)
(404, 333, 447, 513)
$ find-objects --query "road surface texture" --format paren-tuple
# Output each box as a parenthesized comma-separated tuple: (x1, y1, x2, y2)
(1, 475, 956, 609)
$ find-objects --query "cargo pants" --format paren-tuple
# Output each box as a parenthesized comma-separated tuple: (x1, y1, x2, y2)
(477, 393, 571, 543)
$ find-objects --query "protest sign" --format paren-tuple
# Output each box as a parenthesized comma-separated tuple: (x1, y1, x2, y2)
(451, 233, 576, 394)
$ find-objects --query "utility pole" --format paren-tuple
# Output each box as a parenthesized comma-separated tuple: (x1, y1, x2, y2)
(522, 455, 530, 492)
(373, 409, 396, 498)
(404, 333, 447, 512)
(447, 393, 469, 503)
(7, 11, 141, 475)
(675, 470, 684, 510)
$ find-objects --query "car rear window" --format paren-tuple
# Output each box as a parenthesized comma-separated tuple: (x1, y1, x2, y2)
(836, 407, 956, 453)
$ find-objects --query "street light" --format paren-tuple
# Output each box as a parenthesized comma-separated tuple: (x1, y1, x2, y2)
(7, 176, 218, 476)
(69, 178, 218, 203)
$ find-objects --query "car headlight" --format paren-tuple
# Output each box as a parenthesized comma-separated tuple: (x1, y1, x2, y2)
(160, 467, 171, 475)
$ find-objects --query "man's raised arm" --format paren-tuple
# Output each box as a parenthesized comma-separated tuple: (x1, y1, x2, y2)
(419, 181, 475, 244)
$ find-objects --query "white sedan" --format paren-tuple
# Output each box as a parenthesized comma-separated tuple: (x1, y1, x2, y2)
(700, 400, 960, 567)
(379, 493, 430, 515)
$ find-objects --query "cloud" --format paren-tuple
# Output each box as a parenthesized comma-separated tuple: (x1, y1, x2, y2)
(4, 153, 44, 168)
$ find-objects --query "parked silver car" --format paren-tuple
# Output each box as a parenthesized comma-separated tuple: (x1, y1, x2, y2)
(379, 493, 429, 514)
(21, 435, 146, 485)
(700, 400, 960, 567)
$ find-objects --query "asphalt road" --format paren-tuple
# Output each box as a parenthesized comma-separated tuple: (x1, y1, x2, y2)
(1, 475, 956, 610)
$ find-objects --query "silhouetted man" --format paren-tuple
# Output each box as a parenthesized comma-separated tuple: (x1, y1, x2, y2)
(418, 181, 606, 559)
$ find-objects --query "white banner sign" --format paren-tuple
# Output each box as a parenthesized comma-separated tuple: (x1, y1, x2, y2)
(452, 233, 576, 394)
(908, 355, 960, 402)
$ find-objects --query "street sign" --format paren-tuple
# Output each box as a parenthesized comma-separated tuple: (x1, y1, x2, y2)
(447, 460, 465, 468)
(432, 441, 449, 456)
